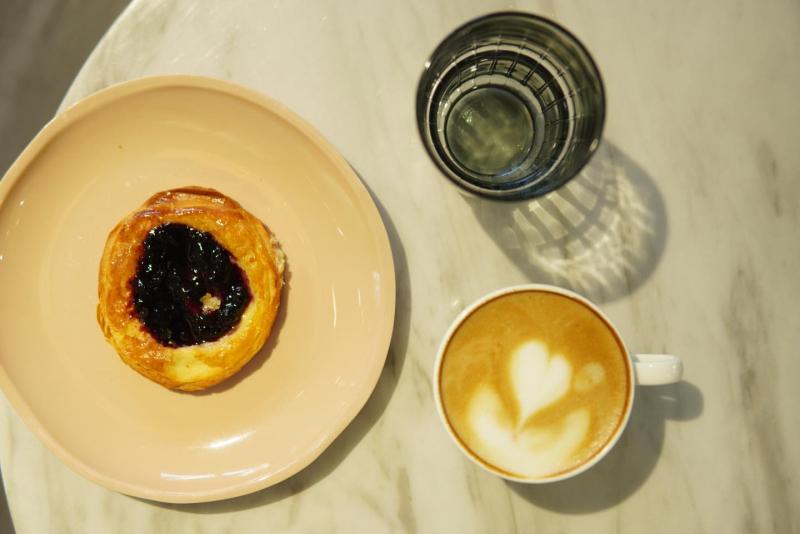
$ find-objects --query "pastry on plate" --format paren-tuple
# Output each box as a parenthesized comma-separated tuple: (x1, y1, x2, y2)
(97, 187, 285, 391)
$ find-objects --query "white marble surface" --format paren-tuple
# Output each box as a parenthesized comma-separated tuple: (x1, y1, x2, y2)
(2, 0, 800, 532)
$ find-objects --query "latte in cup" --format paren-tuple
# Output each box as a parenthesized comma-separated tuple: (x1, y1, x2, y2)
(438, 289, 631, 479)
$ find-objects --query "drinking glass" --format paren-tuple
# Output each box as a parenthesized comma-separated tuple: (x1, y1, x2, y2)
(417, 12, 605, 200)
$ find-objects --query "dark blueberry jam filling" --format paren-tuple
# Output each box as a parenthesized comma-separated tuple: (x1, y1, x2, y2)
(131, 223, 251, 347)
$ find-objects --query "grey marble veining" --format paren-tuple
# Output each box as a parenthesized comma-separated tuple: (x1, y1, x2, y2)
(2, 0, 799, 532)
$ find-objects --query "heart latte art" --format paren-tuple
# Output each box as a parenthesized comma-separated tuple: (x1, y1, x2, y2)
(439, 290, 630, 479)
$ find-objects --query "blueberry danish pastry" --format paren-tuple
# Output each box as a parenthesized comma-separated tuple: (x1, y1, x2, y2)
(97, 187, 284, 391)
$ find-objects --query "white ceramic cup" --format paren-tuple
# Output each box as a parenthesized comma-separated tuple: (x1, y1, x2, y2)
(433, 284, 682, 483)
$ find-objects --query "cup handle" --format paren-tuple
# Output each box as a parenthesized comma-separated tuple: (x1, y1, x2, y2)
(632, 354, 682, 385)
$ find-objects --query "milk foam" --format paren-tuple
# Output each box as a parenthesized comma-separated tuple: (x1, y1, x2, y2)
(466, 340, 602, 477)
(510, 342, 571, 430)
(574, 362, 606, 392)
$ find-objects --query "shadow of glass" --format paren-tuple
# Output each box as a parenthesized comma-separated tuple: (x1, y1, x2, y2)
(509, 380, 703, 513)
(140, 176, 411, 514)
(465, 140, 667, 304)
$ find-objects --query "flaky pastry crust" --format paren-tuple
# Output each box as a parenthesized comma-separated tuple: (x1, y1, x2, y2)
(97, 187, 284, 391)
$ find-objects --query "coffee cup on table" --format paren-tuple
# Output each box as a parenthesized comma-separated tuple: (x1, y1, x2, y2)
(433, 284, 681, 482)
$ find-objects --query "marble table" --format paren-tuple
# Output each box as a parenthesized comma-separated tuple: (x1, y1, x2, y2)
(2, 0, 799, 532)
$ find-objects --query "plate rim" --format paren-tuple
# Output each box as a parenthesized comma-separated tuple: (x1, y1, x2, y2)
(0, 75, 396, 503)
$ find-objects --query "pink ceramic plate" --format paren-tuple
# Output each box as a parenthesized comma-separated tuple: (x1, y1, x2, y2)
(0, 76, 395, 503)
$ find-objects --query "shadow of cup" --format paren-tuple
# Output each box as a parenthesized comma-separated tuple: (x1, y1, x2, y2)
(508, 380, 703, 513)
(465, 141, 667, 304)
